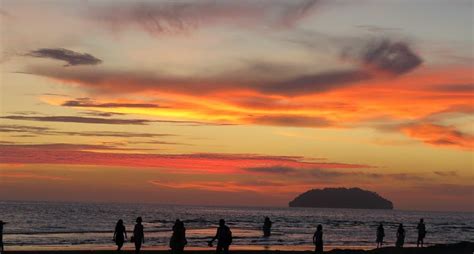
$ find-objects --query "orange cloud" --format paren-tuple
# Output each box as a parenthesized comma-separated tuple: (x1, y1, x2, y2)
(34, 65, 473, 150)
(0, 144, 370, 174)
(401, 123, 474, 150)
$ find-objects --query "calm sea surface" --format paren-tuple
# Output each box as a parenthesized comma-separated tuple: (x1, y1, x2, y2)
(1, 201, 473, 250)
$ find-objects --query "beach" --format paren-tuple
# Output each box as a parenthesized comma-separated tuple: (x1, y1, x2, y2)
(3, 201, 473, 251)
(6, 242, 474, 254)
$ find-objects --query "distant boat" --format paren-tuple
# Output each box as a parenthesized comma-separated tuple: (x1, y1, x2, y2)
(289, 187, 394, 209)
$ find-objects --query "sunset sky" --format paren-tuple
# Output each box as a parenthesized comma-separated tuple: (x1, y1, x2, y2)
(0, 0, 473, 211)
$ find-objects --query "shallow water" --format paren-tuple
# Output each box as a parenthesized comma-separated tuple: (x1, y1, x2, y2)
(1, 201, 473, 250)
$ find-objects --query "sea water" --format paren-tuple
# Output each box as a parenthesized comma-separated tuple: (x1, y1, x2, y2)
(1, 201, 473, 250)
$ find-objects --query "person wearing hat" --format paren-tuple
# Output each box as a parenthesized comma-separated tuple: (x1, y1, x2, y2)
(132, 217, 144, 254)
(0, 220, 6, 254)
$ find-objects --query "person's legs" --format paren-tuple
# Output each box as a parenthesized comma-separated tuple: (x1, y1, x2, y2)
(215, 245, 223, 254)
(117, 240, 125, 251)
(222, 245, 229, 254)
(135, 242, 142, 254)
(315, 245, 321, 254)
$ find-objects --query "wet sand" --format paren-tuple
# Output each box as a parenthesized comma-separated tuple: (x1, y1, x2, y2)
(7, 242, 474, 254)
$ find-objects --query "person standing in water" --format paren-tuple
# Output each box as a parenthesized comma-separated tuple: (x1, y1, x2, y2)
(262, 217, 272, 237)
(0, 221, 6, 254)
(313, 224, 323, 254)
(113, 219, 127, 251)
(376, 223, 385, 248)
(132, 217, 144, 254)
(417, 218, 426, 247)
(170, 219, 187, 254)
(396, 223, 405, 248)
(208, 219, 232, 254)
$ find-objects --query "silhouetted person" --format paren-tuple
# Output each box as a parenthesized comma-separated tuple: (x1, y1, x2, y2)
(132, 217, 144, 254)
(209, 219, 232, 254)
(376, 223, 385, 248)
(262, 217, 272, 237)
(113, 219, 127, 251)
(396, 223, 405, 248)
(313, 224, 323, 254)
(0, 221, 6, 254)
(417, 218, 426, 247)
(170, 219, 187, 254)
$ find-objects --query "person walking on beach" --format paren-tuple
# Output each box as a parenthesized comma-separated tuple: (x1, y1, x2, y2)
(0, 220, 6, 254)
(396, 223, 405, 248)
(208, 219, 232, 254)
(132, 217, 144, 254)
(113, 219, 127, 251)
(376, 223, 385, 248)
(262, 217, 272, 237)
(313, 224, 323, 254)
(170, 219, 187, 254)
(417, 218, 426, 247)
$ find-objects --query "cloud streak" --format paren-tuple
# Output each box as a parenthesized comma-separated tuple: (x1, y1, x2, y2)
(401, 123, 474, 150)
(247, 115, 334, 128)
(91, 0, 320, 35)
(27, 48, 102, 66)
(62, 98, 165, 108)
(0, 172, 69, 181)
(26, 38, 423, 98)
(0, 124, 175, 138)
(2, 115, 152, 125)
(263, 70, 370, 95)
(149, 179, 290, 193)
(0, 144, 369, 174)
(244, 166, 426, 184)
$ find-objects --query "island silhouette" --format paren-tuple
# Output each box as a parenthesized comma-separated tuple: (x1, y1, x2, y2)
(289, 187, 394, 209)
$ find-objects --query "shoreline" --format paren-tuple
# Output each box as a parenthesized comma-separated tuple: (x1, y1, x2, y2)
(5, 242, 474, 254)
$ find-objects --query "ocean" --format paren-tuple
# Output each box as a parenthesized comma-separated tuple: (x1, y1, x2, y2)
(1, 201, 473, 251)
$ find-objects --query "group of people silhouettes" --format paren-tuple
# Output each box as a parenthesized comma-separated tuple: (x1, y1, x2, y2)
(0, 217, 427, 254)
(113, 217, 144, 254)
(376, 219, 427, 249)
(111, 217, 427, 254)
(113, 217, 235, 254)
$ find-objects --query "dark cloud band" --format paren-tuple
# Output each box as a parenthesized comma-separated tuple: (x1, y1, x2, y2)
(1, 115, 150, 125)
(27, 48, 102, 66)
(62, 98, 164, 108)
